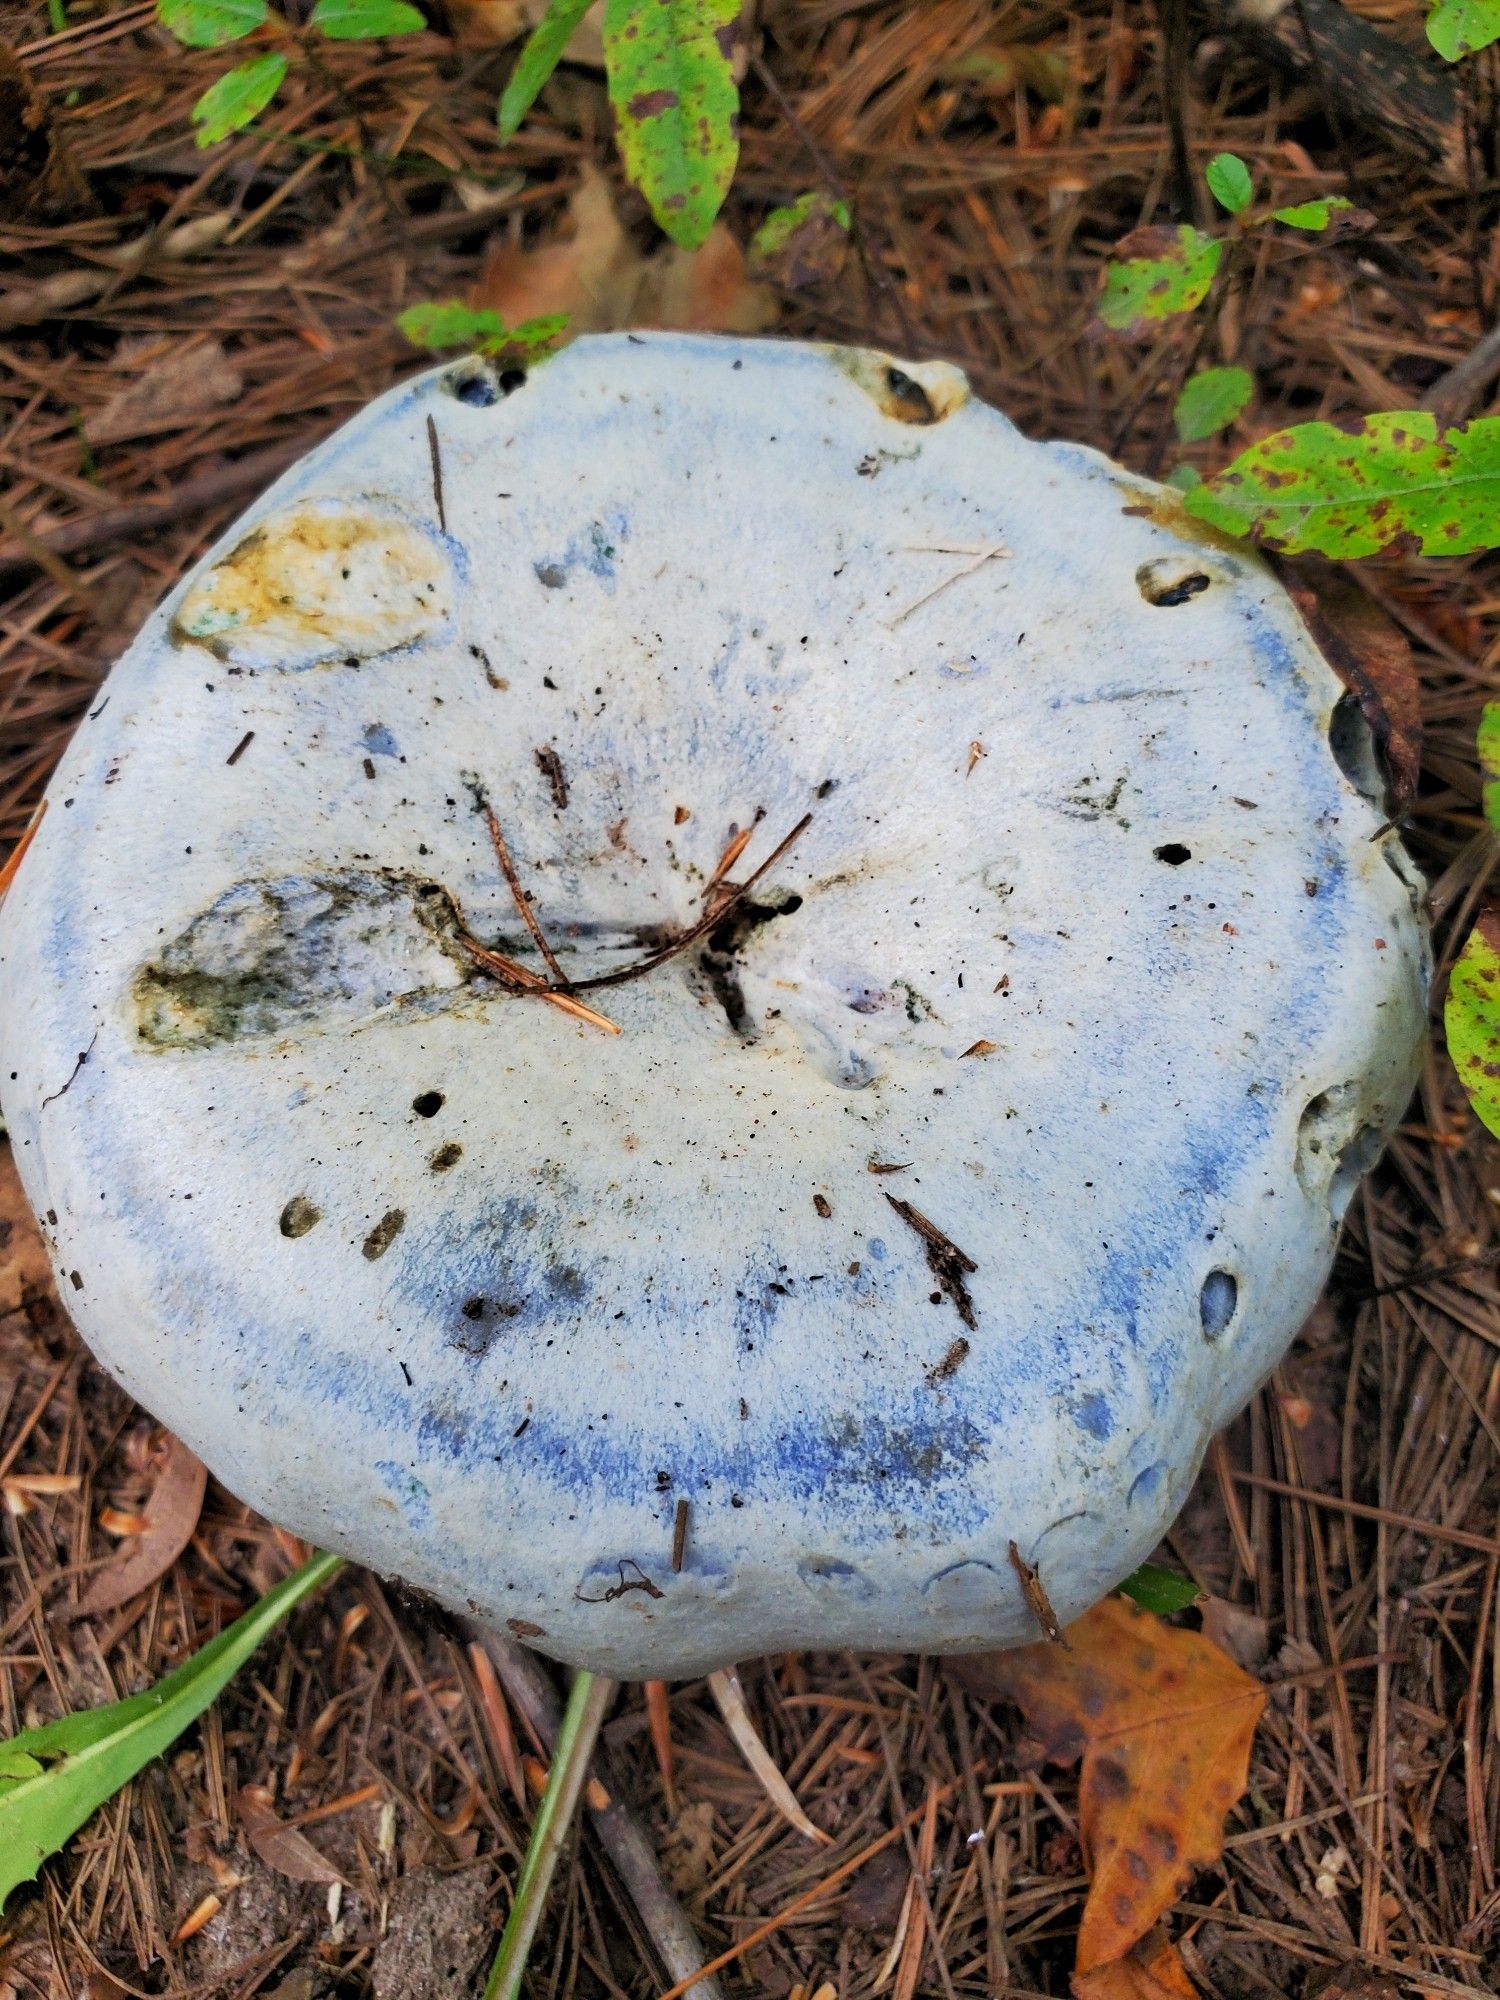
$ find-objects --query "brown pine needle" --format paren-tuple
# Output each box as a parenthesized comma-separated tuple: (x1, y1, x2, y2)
(484, 803, 570, 987)
(707, 822, 755, 893)
(457, 932, 621, 1035)
(644, 1679, 677, 1813)
(0, 796, 46, 902)
(574, 813, 812, 994)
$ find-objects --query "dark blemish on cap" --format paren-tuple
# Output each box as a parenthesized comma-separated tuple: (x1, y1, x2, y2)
(280, 1195, 321, 1238)
(429, 1141, 463, 1171)
(363, 1208, 405, 1260)
(412, 1090, 444, 1117)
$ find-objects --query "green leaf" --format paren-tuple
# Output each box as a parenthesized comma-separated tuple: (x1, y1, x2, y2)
(1206, 151, 1253, 216)
(1273, 195, 1355, 231)
(1173, 365, 1254, 443)
(0, 1551, 340, 1911)
(1095, 225, 1223, 334)
(1185, 410, 1500, 558)
(396, 300, 567, 356)
(1447, 911, 1500, 1138)
(310, 0, 423, 33)
(1427, 0, 1500, 60)
(158, 0, 268, 46)
(1117, 1563, 1204, 1616)
(1479, 701, 1500, 835)
(497, 0, 595, 138)
(603, 0, 740, 250)
(747, 190, 850, 288)
(1164, 462, 1203, 493)
(190, 50, 287, 142)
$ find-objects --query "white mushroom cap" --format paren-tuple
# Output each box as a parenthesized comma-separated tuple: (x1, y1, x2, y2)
(0, 334, 1426, 1677)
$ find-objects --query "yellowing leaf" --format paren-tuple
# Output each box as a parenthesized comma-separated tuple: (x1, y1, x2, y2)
(952, 1594, 1264, 1981)
(1185, 410, 1500, 558)
(747, 190, 850, 290)
(602, 0, 739, 250)
(1095, 226, 1222, 336)
(1446, 909, 1500, 1140)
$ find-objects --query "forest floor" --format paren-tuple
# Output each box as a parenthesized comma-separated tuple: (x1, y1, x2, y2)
(2, 1, 1500, 1995)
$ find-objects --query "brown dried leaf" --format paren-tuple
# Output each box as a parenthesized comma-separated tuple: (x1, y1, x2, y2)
(1074, 1927, 1197, 1999)
(0, 1139, 52, 1315)
(92, 338, 244, 446)
(237, 1785, 348, 1886)
(476, 165, 773, 338)
(951, 1594, 1265, 1979)
(1280, 563, 1421, 817)
(69, 1432, 207, 1618)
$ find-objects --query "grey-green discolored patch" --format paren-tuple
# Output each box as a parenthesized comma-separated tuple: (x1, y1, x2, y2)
(131, 871, 473, 1050)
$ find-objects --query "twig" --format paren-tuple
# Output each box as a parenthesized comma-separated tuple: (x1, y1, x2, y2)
(425, 413, 446, 533)
(571, 813, 812, 993)
(1007, 1541, 1064, 1644)
(465, 1625, 724, 2000)
(456, 932, 620, 1034)
(883, 1193, 978, 1329)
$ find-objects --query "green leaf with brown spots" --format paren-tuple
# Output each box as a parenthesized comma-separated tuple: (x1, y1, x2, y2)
(1479, 702, 1500, 834)
(189, 49, 287, 142)
(396, 301, 567, 357)
(1447, 911, 1500, 1139)
(1273, 195, 1355, 231)
(497, 0, 595, 139)
(602, 0, 740, 250)
(1184, 411, 1500, 557)
(1095, 225, 1223, 335)
(747, 190, 850, 288)
(1427, 0, 1500, 60)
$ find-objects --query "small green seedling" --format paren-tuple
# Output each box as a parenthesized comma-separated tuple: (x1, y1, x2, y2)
(499, 0, 740, 249)
(0, 1550, 341, 1910)
(1118, 1563, 1204, 1617)
(158, 0, 424, 146)
(1426, 0, 1500, 60)
(395, 302, 568, 358)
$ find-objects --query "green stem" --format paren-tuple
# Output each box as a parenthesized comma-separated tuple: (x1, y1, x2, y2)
(484, 1668, 617, 2000)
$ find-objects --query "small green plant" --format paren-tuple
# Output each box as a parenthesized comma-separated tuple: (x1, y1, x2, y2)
(1118, 1563, 1203, 1616)
(1097, 152, 1353, 337)
(500, 0, 740, 249)
(1426, 0, 1500, 59)
(158, 0, 424, 145)
(0, 1550, 341, 1910)
(1101, 154, 1500, 1141)
(395, 302, 568, 358)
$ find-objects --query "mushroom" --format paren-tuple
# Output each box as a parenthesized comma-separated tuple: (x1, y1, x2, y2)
(0, 333, 1426, 1679)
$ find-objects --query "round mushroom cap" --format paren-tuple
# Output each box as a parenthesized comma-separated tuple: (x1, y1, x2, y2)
(0, 334, 1426, 1678)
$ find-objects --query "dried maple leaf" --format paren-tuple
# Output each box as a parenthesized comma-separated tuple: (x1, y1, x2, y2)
(68, 1432, 207, 1619)
(951, 1594, 1265, 1990)
(1075, 1927, 1197, 2000)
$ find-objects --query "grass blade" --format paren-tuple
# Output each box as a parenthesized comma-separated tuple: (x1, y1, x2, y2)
(0, 1549, 342, 1909)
